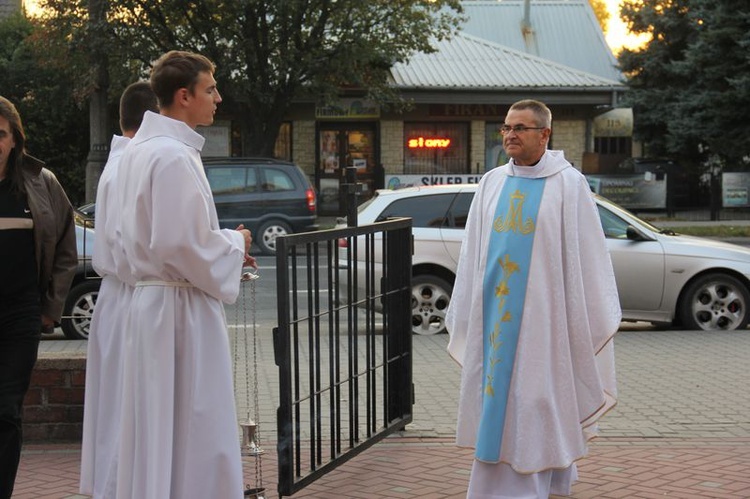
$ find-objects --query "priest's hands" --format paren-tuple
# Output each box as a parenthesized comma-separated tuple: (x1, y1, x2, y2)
(236, 224, 258, 269)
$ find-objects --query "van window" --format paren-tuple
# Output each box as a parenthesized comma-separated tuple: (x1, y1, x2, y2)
(262, 168, 295, 192)
(206, 167, 246, 194)
(206, 166, 257, 194)
(246, 168, 258, 192)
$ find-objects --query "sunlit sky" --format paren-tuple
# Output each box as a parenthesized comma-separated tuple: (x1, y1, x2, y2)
(604, 0, 650, 53)
(22, 0, 37, 15)
(24, 0, 647, 53)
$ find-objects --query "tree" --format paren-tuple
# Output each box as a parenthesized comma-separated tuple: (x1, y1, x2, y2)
(617, 0, 750, 218)
(618, 0, 750, 170)
(617, 0, 696, 161)
(38, 0, 464, 157)
(673, 1, 750, 168)
(0, 12, 90, 204)
(589, 0, 609, 35)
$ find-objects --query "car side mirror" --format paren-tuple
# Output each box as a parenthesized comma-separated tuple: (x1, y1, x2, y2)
(625, 225, 647, 241)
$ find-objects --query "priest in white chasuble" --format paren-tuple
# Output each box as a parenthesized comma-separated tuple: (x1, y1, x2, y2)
(446, 99, 621, 498)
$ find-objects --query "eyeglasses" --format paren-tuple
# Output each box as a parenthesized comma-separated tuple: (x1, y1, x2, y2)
(499, 124, 547, 135)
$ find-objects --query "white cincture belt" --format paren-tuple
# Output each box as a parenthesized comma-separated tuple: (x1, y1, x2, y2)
(135, 280, 194, 288)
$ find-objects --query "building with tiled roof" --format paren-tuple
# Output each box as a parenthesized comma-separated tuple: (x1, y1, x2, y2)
(260, 20, 630, 215)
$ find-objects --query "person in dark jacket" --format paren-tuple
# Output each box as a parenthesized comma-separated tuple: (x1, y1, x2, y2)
(0, 95, 77, 499)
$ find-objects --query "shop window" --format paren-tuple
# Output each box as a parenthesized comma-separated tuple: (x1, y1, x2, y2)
(594, 136, 631, 155)
(484, 123, 507, 171)
(404, 123, 469, 174)
(229, 121, 291, 159)
(275, 122, 292, 161)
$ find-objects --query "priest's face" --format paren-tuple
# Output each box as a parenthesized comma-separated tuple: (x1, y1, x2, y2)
(502, 109, 550, 166)
(185, 71, 222, 128)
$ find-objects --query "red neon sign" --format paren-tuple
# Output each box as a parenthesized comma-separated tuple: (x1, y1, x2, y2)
(407, 136, 451, 149)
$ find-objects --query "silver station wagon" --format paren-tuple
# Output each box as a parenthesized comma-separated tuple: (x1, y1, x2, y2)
(338, 184, 750, 334)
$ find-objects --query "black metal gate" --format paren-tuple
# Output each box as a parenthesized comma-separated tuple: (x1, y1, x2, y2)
(273, 218, 413, 497)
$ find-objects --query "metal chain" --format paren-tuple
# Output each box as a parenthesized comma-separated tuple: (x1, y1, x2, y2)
(242, 278, 251, 422)
(235, 270, 264, 495)
(249, 274, 264, 489)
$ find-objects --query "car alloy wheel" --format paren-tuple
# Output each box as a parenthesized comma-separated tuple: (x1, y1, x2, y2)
(411, 274, 452, 335)
(257, 219, 292, 255)
(61, 280, 99, 339)
(679, 272, 750, 331)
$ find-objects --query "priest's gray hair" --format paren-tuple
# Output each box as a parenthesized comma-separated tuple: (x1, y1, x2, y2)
(509, 99, 552, 128)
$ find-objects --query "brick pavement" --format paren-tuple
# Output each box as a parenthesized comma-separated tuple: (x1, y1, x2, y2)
(14, 436, 750, 498)
(21, 325, 750, 498)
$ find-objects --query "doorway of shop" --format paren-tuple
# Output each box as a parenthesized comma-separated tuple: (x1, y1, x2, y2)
(317, 124, 379, 216)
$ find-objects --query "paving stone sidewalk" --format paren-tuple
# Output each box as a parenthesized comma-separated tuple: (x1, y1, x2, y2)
(24, 325, 750, 498)
(14, 436, 750, 498)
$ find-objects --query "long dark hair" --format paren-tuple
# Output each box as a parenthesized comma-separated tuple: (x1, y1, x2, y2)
(0, 96, 27, 194)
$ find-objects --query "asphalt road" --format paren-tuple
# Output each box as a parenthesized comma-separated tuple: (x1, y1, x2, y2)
(42, 321, 750, 443)
(42, 244, 750, 441)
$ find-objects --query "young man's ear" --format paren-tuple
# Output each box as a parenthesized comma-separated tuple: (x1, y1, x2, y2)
(175, 87, 190, 107)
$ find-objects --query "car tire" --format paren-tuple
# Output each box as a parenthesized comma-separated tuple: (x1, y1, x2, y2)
(678, 272, 750, 331)
(257, 219, 292, 255)
(411, 274, 453, 335)
(61, 280, 99, 340)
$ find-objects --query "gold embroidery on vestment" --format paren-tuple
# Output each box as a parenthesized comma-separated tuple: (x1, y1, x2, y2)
(493, 190, 535, 235)
(485, 189, 537, 398)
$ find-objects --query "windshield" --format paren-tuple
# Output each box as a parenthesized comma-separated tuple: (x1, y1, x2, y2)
(594, 194, 662, 233)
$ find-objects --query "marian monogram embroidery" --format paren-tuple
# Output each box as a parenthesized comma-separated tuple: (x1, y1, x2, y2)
(493, 189, 535, 234)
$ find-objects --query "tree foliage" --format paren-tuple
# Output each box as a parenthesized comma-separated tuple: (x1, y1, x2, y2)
(675, 1, 750, 168)
(589, 0, 609, 34)
(618, 0, 750, 172)
(0, 13, 90, 204)
(36, 0, 464, 157)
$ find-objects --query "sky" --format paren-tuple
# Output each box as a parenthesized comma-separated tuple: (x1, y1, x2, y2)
(604, 0, 650, 53)
(23, 0, 647, 53)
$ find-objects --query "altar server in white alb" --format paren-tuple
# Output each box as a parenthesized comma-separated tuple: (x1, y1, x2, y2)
(114, 50, 255, 499)
(446, 99, 621, 498)
(80, 81, 158, 499)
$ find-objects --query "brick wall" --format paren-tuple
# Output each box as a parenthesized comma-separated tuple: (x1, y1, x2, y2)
(293, 120, 316, 175)
(23, 353, 86, 442)
(470, 120, 486, 174)
(380, 120, 404, 174)
(552, 120, 586, 170)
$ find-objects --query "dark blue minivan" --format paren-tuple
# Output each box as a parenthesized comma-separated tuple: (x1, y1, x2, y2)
(203, 157, 318, 254)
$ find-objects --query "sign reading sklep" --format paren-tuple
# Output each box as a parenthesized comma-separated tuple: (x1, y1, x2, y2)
(386, 174, 483, 189)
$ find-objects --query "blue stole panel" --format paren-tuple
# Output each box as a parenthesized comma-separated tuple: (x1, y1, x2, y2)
(476, 176, 546, 462)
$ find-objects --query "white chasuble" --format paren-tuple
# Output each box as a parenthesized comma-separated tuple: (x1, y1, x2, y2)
(446, 150, 621, 475)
